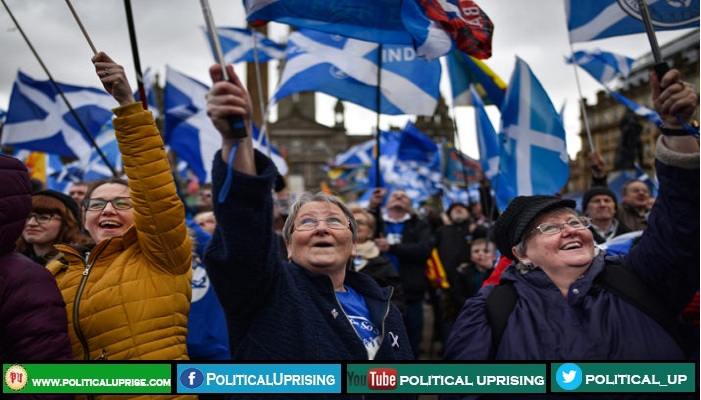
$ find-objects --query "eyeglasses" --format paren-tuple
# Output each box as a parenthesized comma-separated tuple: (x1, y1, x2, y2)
(83, 197, 133, 212)
(529, 216, 592, 236)
(26, 213, 61, 224)
(293, 216, 350, 232)
(355, 219, 368, 226)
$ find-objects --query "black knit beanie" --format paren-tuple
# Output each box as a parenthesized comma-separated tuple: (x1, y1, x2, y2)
(581, 187, 617, 212)
(493, 195, 576, 260)
(33, 190, 81, 222)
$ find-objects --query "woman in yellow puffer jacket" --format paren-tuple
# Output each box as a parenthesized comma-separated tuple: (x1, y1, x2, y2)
(47, 52, 193, 380)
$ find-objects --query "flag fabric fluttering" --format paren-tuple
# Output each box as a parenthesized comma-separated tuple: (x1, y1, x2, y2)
(2, 71, 116, 160)
(244, 0, 492, 61)
(134, 67, 160, 119)
(447, 50, 506, 108)
(164, 67, 287, 184)
(273, 29, 441, 116)
(469, 84, 499, 180)
(608, 91, 663, 126)
(495, 57, 570, 212)
(566, 0, 699, 43)
(407, 0, 493, 59)
(441, 140, 482, 186)
(207, 27, 285, 64)
(566, 49, 635, 85)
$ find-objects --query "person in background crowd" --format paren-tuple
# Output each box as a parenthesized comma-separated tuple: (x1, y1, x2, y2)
(68, 181, 89, 205)
(368, 187, 434, 359)
(351, 206, 407, 315)
(196, 183, 214, 213)
(449, 237, 497, 315)
(30, 177, 46, 193)
(0, 154, 72, 364)
(194, 210, 216, 235)
(17, 190, 90, 266)
(618, 179, 651, 231)
(435, 202, 488, 344)
(581, 186, 633, 244)
(203, 63, 412, 361)
(46, 53, 193, 373)
(444, 68, 699, 364)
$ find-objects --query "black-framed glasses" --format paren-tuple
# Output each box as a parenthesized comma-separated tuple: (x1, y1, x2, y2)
(26, 213, 61, 224)
(529, 216, 592, 236)
(83, 197, 133, 212)
(293, 216, 350, 232)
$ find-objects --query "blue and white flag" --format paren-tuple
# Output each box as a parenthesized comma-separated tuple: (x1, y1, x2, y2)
(273, 29, 441, 116)
(135, 67, 160, 119)
(2, 71, 116, 160)
(496, 57, 570, 212)
(566, 0, 699, 43)
(208, 27, 285, 64)
(469, 84, 499, 180)
(244, 0, 453, 60)
(566, 49, 634, 84)
(608, 91, 663, 126)
(164, 67, 287, 184)
(329, 138, 375, 168)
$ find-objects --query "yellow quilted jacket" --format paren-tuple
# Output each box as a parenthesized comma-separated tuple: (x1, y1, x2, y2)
(48, 103, 193, 367)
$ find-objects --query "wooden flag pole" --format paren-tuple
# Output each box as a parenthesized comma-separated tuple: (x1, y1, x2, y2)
(65, 0, 98, 55)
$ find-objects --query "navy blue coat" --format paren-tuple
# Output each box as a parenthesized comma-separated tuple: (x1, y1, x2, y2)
(205, 151, 413, 360)
(445, 152, 699, 360)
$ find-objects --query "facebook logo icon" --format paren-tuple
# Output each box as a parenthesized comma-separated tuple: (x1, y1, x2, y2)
(180, 368, 204, 389)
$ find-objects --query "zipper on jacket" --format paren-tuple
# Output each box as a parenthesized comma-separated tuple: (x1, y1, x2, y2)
(73, 251, 92, 361)
(378, 286, 394, 350)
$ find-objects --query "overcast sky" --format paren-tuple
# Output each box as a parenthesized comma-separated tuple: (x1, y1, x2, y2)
(0, 0, 694, 159)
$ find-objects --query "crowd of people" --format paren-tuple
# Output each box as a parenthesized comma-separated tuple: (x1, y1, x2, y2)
(1, 51, 698, 400)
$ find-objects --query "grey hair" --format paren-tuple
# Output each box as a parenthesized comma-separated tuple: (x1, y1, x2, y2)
(281, 191, 358, 243)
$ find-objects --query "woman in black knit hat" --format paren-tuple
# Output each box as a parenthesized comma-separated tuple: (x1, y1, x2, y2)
(443, 68, 699, 362)
(17, 190, 91, 265)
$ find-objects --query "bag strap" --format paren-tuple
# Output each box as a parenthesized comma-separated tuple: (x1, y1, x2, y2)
(596, 264, 685, 351)
(485, 281, 518, 357)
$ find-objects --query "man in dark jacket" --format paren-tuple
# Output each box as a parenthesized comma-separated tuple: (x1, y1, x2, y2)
(368, 188, 435, 359)
(0, 154, 72, 361)
(581, 186, 633, 244)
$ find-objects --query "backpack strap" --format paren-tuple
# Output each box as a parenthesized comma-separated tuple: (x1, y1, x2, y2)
(596, 264, 688, 354)
(485, 281, 518, 357)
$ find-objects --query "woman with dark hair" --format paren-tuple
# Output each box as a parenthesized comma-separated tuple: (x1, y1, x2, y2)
(17, 190, 90, 265)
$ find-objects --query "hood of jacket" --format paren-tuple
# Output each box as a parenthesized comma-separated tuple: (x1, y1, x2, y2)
(0, 155, 32, 254)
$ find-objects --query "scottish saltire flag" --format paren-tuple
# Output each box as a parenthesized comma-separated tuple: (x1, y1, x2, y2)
(608, 91, 663, 126)
(363, 123, 443, 206)
(447, 50, 506, 107)
(78, 119, 123, 181)
(442, 182, 482, 210)
(599, 230, 643, 255)
(273, 29, 441, 116)
(566, 0, 699, 43)
(164, 67, 287, 184)
(442, 141, 481, 185)
(566, 49, 635, 84)
(329, 138, 376, 168)
(469, 84, 500, 180)
(245, 0, 453, 60)
(208, 27, 285, 64)
(495, 57, 570, 212)
(2, 71, 116, 160)
(251, 124, 288, 176)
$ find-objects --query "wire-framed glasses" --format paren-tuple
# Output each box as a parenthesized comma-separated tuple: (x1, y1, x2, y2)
(529, 216, 592, 236)
(293, 216, 350, 232)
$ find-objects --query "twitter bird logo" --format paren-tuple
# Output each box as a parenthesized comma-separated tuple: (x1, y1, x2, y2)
(556, 363, 583, 390)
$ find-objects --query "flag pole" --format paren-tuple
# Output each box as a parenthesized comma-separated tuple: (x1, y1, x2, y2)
(123, 0, 148, 110)
(199, 0, 247, 138)
(64, 0, 97, 55)
(567, 44, 596, 153)
(374, 44, 383, 188)
(2, 0, 118, 177)
(636, 0, 669, 78)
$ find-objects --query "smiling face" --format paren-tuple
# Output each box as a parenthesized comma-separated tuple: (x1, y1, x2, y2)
(286, 201, 356, 273)
(622, 181, 650, 209)
(22, 213, 62, 247)
(83, 183, 133, 242)
(514, 208, 596, 274)
(585, 194, 616, 223)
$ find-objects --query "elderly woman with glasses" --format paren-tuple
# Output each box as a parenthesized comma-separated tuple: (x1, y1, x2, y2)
(444, 68, 699, 362)
(203, 64, 412, 361)
(46, 52, 193, 370)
